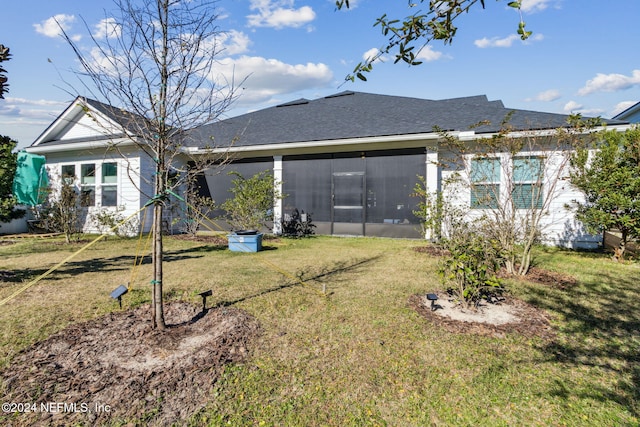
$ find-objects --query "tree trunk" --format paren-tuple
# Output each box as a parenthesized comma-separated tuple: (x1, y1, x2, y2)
(613, 229, 628, 262)
(151, 166, 167, 330)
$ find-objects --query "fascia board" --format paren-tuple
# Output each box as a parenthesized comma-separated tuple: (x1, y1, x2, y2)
(183, 132, 443, 157)
(32, 98, 133, 147)
(25, 137, 135, 154)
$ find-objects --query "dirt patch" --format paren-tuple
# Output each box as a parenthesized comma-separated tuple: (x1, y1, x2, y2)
(520, 267, 577, 289)
(1, 302, 261, 426)
(410, 293, 555, 340)
(413, 245, 450, 257)
(171, 234, 228, 245)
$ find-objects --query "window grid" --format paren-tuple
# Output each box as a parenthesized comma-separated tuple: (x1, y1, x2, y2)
(80, 164, 96, 207)
(470, 158, 500, 209)
(101, 163, 118, 206)
(512, 157, 543, 209)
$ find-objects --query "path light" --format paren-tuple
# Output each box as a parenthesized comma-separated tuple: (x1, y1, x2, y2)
(110, 285, 128, 309)
(198, 289, 212, 312)
(426, 293, 439, 311)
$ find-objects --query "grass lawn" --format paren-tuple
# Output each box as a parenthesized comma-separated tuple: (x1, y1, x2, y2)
(1, 234, 639, 426)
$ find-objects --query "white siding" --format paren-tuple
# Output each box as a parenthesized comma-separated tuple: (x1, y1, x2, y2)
(439, 147, 600, 249)
(57, 106, 122, 141)
(43, 148, 145, 235)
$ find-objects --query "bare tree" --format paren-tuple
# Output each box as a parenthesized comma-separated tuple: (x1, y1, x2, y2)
(438, 116, 598, 276)
(60, 0, 239, 329)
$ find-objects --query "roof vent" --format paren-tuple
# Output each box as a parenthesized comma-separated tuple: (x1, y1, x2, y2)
(276, 98, 309, 107)
(324, 91, 355, 99)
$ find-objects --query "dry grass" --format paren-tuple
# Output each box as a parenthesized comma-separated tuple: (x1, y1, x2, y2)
(1, 234, 639, 426)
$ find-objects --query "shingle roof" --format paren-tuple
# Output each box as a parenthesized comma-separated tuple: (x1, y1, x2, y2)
(187, 91, 628, 148)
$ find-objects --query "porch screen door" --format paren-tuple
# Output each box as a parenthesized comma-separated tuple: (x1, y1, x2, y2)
(332, 171, 364, 235)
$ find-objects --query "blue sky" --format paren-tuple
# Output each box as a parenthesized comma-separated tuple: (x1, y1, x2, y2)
(1, 0, 639, 148)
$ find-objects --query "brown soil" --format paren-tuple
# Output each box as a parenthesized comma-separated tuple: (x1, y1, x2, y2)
(409, 293, 555, 340)
(413, 245, 450, 257)
(1, 302, 261, 426)
(171, 234, 229, 245)
(515, 266, 577, 289)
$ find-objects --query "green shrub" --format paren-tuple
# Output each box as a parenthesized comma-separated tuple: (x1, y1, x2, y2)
(438, 221, 503, 309)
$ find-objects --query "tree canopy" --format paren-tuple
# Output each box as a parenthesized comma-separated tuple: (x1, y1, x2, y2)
(570, 127, 640, 261)
(0, 135, 25, 224)
(335, 0, 530, 81)
(0, 44, 9, 98)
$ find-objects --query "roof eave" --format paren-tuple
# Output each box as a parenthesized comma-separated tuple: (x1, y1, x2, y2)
(25, 137, 137, 154)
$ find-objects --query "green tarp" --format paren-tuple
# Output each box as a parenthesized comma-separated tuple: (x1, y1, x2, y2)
(12, 151, 49, 206)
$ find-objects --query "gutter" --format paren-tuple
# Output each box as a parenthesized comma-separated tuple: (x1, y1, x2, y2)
(182, 132, 445, 156)
(25, 138, 136, 154)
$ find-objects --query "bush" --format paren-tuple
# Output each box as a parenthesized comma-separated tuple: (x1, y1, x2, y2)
(91, 207, 139, 238)
(281, 208, 316, 238)
(438, 221, 503, 310)
(221, 171, 281, 232)
(39, 179, 83, 243)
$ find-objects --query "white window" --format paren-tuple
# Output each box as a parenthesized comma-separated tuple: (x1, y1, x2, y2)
(101, 163, 118, 206)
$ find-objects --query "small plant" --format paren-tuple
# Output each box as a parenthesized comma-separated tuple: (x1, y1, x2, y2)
(91, 206, 139, 237)
(180, 176, 217, 236)
(221, 171, 281, 232)
(281, 208, 316, 238)
(39, 178, 84, 243)
(438, 221, 503, 309)
(411, 175, 443, 240)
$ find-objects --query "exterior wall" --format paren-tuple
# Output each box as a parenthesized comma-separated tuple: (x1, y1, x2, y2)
(57, 104, 123, 141)
(0, 207, 33, 234)
(41, 148, 145, 234)
(614, 106, 640, 123)
(439, 147, 600, 249)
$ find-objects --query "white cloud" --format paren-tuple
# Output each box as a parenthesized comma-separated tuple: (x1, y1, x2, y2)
(474, 34, 519, 48)
(213, 55, 333, 103)
(578, 70, 640, 95)
(475, 32, 543, 48)
(362, 48, 385, 63)
(247, 0, 316, 29)
(416, 45, 444, 62)
(520, 0, 553, 13)
(526, 89, 561, 102)
(218, 30, 252, 56)
(34, 14, 77, 38)
(563, 101, 583, 112)
(361, 44, 443, 64)
(612, 101, 638, 116)
(562, 100, 603, 117)
(93, 18, 121, 39)
(3, 97, 68, 107)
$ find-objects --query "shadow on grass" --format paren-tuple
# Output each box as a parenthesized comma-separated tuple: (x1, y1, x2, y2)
(215, 256, 382, 308)
(528, 267, 640, 417)
(1, 244, 230, 284)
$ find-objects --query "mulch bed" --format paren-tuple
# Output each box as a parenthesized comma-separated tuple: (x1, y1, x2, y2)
(1, 302, 261, 426)
(414, 245, 578, 289)
(409, 294, 556, 340)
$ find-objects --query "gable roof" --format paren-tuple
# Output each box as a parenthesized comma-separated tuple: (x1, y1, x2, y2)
(613, 101, 640, 122)
(32, 96, 132, 147)
(188, 91, 628, 148)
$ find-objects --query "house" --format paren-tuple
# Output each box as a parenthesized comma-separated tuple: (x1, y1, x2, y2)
(613, 101, 640, 123)
(24, 91, 631, 247)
